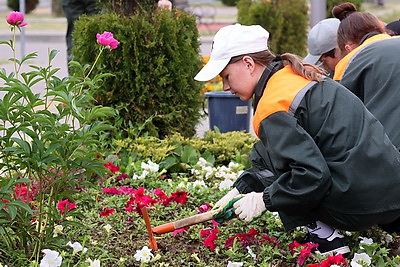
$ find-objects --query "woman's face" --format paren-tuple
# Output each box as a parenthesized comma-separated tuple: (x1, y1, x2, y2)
(219, 56, 260, 101)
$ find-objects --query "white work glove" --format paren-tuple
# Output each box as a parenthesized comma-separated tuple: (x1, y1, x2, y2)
(213, 188, 240, 208)
(212, 188, 243, 223)
(233, 192, 267, 223)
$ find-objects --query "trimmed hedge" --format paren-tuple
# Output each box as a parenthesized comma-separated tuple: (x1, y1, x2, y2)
(237, 0, 308, 56)
(72, 9, 204, 138)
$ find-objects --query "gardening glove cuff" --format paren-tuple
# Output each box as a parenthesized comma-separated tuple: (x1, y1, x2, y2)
(212, 195, 243, 223)
(233, 192, 267, 223)
(213, 188, 240, 209)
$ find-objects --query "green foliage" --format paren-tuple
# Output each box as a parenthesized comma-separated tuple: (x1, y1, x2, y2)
(327, 0, 363, 18)
(221, 0, 239, 7)
(72, 10, 205, 138)
(7, 0, 39, 14)
(0, 26, 115, 264)
(98, 0, 157, 15)
(237, 0, 308, 56)
(111, 131, 256, 172)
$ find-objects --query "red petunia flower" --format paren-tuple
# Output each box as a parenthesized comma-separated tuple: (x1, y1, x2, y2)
(198, 203, 212, 213)
(115, 173, 129, 182)
(202, 228, 219, 251)
(102, 187, 122, 195)
(57, 199, 76, 215)
(320, 254, 348, 267)
(167, 191, 187, 204)
(154, 188, 168, 200)
(289, 241, 319, 265)
(225, 228, 259, 249)
(99, 207, 115, 217)
(14, 183, 34, 203)
(104, 161, 120, 173)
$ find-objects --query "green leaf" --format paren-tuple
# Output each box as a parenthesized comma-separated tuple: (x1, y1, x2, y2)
(10, 138, 31, 154)
(7, 205, 17, 220)
(7, 200, 32, 214)
(49, 49, 59, 61)
(181, 145, 198, 164)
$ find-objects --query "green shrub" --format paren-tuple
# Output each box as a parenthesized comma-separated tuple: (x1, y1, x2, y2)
(237, 0, 308, 56)
(221, 0, 239, 7)
(7, 0, 38, 14)
(111, 131, 257, 171)
(98, 0, 157, 15)
(72, 10, 204, 138)
(327, 0, 363, 17)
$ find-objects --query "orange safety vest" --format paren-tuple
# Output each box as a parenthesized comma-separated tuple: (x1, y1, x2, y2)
(253, 66, 316, 137)
(333, 34, 392, 81)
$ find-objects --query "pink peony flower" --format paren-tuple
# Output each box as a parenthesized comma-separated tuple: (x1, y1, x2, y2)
(96, 31, 120, 49)
(6, 11, 28, 27)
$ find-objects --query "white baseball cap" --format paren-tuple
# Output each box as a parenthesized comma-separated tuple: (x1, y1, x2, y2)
(194, 24, 270, 81)
(304, 18, 340, 64)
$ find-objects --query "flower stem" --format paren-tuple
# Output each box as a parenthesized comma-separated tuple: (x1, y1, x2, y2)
(12, 25, 18, 78)
(77, 46, 105, 95)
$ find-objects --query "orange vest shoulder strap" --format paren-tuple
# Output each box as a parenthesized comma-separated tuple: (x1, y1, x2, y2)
(253, 66, 316, 137)
(334, 34, 392, 80)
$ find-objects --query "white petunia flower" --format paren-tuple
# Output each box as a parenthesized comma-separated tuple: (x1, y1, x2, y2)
(219, 179, 234, 190)
(228, 161, 240, 169)
(359, 236, 374, 245)
(66, 241, 87, 255)
(86, 258, 101, 267)
(103, 224, 112, 233)
(192, 180, 207, 189)
(351, 252, 372, 267)
(40, 249, 62, 267)
(227, 261, 243, 267)
(225, 172, 238, 181)
(141, 160, 159, 173)
(53, 225, 64, 237)
(196, 157, 209, 168)
(203, 166, 214, 179)
(134, 246, 154, 263)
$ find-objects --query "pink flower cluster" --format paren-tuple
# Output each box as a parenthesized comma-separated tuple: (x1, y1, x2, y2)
(6, 11, 28, 27)
(289, 241, 319, 265)
(101, 186, 187, 215)
(99, 207, 115, 217)
(224, 228, 279, 249)
(96, 31, 120, 50)
(57, 199, 76, 215)
(14, 183, 36, 203)
(307, 254, 348, 267)
(200, 228, 220, 251)
(104, 161, 120, 173)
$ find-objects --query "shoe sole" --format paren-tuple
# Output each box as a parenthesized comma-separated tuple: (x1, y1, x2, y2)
(317, 246, 350, 256)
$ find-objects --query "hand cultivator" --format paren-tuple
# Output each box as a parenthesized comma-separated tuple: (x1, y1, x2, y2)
(141, 206, 219, 251)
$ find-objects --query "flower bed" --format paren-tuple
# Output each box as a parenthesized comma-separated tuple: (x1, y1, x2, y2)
(1, 11, 400, 267)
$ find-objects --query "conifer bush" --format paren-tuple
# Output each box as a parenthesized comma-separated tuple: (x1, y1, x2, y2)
(237, 0, 308, 56)
(72, 9, 204, 138)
